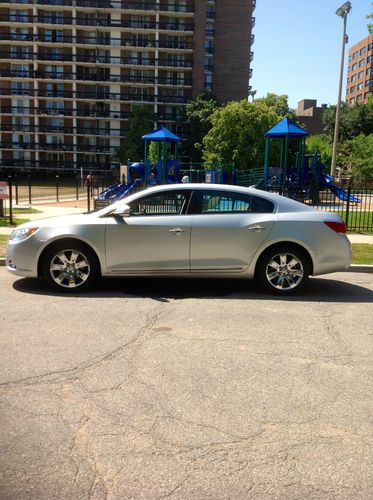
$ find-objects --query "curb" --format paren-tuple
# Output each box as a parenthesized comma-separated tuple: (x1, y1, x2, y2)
(1, 257, 373, 274)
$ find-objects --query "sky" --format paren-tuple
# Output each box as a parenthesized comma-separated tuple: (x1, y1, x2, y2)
(250, 0, 371, 108)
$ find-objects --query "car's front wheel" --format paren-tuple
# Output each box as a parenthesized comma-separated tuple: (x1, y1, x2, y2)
(42, 241, 99, 292)
(256, 245, 309, 295)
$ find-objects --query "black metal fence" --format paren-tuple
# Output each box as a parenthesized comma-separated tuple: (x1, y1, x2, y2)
(266, 177, 373, 232)
(312, 177, 373, 232)
(1, 174, 372, 232)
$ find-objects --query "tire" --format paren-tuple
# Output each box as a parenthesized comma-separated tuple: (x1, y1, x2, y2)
(42, 241, 99, 292)
(256, 245, 309, 295)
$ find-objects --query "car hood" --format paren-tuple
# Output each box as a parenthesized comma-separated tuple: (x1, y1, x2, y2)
(14, 213, 94, 230)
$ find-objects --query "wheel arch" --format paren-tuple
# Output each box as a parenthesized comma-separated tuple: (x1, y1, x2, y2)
(37, 237, 101, 277)
(254, 241, 314, 277)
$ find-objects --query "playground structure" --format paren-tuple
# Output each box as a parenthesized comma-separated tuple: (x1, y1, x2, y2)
(97, 119, 360, 206)
(261, 117, 360, 204)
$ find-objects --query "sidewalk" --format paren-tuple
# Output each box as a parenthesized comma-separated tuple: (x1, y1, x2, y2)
(0, 199, 87, 235)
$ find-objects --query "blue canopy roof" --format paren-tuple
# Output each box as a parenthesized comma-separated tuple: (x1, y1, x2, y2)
(265, 117, 308, 137)
(142, 126, 182, 143)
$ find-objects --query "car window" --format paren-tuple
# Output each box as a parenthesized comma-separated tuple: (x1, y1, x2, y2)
(251, 195, 275, 213)
(199, 190, 274, 214)
(129, 191, 189, 216)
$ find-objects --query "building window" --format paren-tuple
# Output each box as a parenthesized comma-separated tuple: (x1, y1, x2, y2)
(351, 74, 357, 82)
(367, 55, 373, 63)
(357, 82, 363, 91)
(360, 47, 366, 56)
(359, 59, 365, 67)
(352, 51, 358, 60)
(367, 68, 373, 76)
(347, 76, 350, 83)
(358, 71, 364, 79)
(356, 94, 363, 102)
(351, 63, 357, 71)
(350, 85, 355, 92)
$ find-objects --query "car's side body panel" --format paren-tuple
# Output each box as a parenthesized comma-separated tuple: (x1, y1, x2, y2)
(105, 215, 193, 273)
(190, 213, 274, 272)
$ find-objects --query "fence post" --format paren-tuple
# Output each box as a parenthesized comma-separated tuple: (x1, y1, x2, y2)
(15, 174, 19, 205)
(76, 175, 79, 200)
(345, 177, 352, 231)
(28, 174, 32, 205)
(8, 176, 13, 225)
(87, 182, 91, 212)
(56, 175, 59, 202)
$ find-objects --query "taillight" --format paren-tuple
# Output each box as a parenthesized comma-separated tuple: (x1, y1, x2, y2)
(324, 221, 346, 233)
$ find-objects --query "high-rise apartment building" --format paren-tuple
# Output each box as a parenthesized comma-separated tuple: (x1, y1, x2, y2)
(0, 0, 255, 173)
(346, 33, 373, 105)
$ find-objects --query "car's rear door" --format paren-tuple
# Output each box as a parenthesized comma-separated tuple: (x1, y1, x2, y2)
(105, 189, 192, 273)
(190, 189, 275, 273)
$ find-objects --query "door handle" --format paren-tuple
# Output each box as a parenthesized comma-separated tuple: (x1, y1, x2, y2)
(249, 225, 265, 231)
(169, 228, 186, 235)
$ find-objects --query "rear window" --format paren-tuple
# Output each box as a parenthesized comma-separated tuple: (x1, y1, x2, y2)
(199, 190, 274, 214)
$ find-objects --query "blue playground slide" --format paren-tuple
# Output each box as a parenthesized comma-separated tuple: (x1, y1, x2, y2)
(98, 179, 139, 201)
(321, 174, 361, 203)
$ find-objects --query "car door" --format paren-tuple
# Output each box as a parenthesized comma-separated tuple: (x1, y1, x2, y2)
(105, 189, 192, 273)
(190, 189, 275, 273)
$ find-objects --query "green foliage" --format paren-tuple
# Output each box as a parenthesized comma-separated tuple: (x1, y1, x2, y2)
(367, 2, 373, 33)
(254, 93, 296, 120)
(341, 134, 373, 177)
(322, 101, 373, 140)
(147, 141, 172, 165)
(306, 135, 333, 167)
(202, 100, 280, 169)
(148, 141, 158, 165)
(116, 105, 155, 163)
(182, 92, 220, 162)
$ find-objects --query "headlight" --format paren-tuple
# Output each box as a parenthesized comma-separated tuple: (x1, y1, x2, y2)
(10, 227, 39, 241)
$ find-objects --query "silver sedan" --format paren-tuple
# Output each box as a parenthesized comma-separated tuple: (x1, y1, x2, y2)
(6, 184, 351, 295)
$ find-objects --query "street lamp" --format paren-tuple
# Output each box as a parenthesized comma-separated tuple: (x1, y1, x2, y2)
(331, 1, 352, 179)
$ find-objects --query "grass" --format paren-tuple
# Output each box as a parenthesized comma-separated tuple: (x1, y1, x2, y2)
(351, 243, 373, 265)
(0, 217, 30, 227)
(0, 234, 9, 257)
(340, 211, 373, 234)
(5, 207, 42, 215)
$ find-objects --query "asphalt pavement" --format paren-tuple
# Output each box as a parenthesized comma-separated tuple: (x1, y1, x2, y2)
(0, 269, 372, 499)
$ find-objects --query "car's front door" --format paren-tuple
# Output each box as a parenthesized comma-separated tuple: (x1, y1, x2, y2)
(190, 190, 274, 273)
(105, 190, 192, 273)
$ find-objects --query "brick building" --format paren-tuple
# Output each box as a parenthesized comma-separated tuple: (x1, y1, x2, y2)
(346, 33, 373, 104)
(296, 99, 326, 136)
(0, 0, 256, 173)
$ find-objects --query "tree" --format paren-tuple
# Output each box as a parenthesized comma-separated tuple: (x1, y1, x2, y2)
(202, 100, 280, 169)
(306, 134, 333, 167)
(340, 134, 373, 177)
(254, 93, 296, 120)
(181, 92, 220, 162)
(367, 2, 373, 33)
(116, 105, 155, 164)
(322, 100, 373, 141)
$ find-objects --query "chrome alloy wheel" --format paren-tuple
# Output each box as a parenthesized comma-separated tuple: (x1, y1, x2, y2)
(265, 252, 304, 291)
(49, 249, 91, 289)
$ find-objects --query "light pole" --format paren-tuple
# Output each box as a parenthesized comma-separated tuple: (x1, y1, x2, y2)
(331, 1, 352, 178)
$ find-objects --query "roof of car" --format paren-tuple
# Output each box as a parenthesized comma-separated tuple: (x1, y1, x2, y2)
(99, 183, 314, 215)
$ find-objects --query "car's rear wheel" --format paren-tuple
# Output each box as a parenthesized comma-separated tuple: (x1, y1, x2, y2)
(42, 241, 98, 292)
(256, 245, 309, 295)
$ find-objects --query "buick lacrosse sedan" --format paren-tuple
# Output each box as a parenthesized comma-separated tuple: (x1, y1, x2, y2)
(6, 184, 351, 295)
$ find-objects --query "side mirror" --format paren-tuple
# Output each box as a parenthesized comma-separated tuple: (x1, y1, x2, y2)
(112, 204, 131, 217)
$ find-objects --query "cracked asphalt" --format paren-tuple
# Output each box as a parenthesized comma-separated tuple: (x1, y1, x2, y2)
(1, 269, 373, 499)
